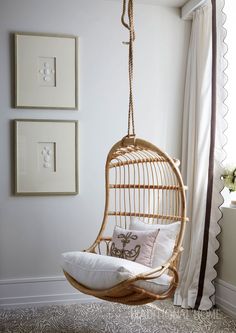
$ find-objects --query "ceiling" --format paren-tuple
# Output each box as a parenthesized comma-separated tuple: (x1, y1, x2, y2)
(108, 0, 189, 7)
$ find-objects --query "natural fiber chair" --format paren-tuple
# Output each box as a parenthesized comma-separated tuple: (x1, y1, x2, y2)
(64, 135, 187, 305)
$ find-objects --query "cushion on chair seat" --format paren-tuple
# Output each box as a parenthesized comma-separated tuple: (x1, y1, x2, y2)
(61, 251, 172, 294)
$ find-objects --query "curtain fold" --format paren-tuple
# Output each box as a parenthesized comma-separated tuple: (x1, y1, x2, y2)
(174, 0, 226, 310)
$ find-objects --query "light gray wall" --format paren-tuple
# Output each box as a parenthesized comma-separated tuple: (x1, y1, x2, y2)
(0, 0, 190, 279)
(218, 207, 236, 287)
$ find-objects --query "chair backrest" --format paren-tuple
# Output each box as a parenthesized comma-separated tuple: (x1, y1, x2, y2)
(98, 136, 187, 251)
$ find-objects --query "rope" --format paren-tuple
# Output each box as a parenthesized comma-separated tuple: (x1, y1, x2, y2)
(121, 0, 136, 137)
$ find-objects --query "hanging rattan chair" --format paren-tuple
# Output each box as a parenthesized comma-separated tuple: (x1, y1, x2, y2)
(64, 136, 187, 305)
(63, 0, 187, 305)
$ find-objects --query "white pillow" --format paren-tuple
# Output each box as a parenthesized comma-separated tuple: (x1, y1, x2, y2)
(129, 218, 180, 268)
(62, 251, 171, 293)
(135, 276, 171, 295)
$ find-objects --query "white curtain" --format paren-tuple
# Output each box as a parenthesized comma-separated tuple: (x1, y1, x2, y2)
(174, 0, 226, 310)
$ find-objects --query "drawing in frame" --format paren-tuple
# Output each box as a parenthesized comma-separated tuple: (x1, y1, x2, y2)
(14, 119, 78, 195)
(14, 32, 78, 109)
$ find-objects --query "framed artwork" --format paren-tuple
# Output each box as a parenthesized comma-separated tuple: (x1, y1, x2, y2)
(14, 120, 78, 195)
(14, 33, 78, 109)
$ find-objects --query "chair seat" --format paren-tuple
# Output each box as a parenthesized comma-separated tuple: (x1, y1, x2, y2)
(62, 251, 172, 295)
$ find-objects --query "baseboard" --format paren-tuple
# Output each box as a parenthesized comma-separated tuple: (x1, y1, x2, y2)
(3, 275, 235, 314)
(0, 275, 100, 309)
(215, 278, 236, 319)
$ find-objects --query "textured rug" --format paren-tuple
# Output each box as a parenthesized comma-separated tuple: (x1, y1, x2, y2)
(0, 300, 235, 333)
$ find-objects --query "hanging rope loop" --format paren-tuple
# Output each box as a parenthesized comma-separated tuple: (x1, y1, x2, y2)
(121, 0, 136, 137)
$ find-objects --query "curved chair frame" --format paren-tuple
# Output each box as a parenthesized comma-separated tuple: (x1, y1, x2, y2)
(64, 136, 187, 305)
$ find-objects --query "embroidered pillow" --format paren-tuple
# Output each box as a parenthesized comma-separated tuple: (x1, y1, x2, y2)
(110, 226, 159, 267)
